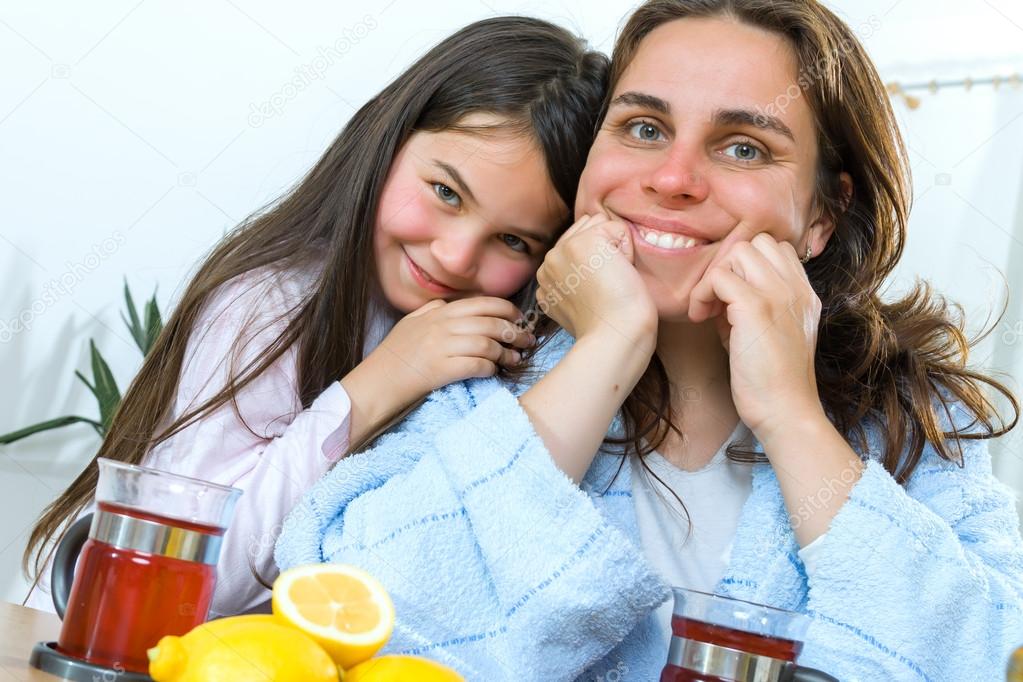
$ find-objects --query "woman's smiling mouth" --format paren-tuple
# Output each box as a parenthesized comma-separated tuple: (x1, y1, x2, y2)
(618, 216, 712, 253)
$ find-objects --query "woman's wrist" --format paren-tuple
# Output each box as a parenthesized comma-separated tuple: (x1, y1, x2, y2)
(753, 401, 831, 455)
(573, 326, 655, 389)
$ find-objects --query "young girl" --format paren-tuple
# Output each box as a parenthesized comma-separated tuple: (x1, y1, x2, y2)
(23, 16, 609, 616)
(277, 1, 1023, 679)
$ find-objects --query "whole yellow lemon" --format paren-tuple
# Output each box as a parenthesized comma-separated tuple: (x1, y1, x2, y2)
(148, 616, 339, 682)
(344, 655, 464, 681)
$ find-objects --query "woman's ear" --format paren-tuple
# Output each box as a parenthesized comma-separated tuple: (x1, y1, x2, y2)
(809, 171, 853, 253)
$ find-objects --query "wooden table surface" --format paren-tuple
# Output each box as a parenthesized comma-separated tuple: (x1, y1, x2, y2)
(0, 602, 63, 681)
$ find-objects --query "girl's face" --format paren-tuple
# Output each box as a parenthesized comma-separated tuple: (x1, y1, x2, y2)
(576, 17, 838, 322)
(374, 114, 567, 314)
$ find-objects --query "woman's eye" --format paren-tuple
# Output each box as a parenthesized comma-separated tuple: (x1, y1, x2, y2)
(432, 182, 462, 208)
(500, 234, 529, 254)
(628, 121, 665, 142)
(722, 141, 765, 163)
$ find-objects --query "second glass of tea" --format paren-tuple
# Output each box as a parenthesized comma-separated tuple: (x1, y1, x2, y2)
(661, 587, 839, 682)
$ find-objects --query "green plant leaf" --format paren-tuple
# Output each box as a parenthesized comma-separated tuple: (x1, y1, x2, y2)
(143, 292, 162, 355)
(121, 279, 147, 354)
(0, 416, 104, 445)
(75, 370, 97, 399)
(89, 340, 121, 431)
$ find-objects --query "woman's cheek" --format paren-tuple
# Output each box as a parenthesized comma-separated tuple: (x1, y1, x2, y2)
(575, 142, 631, 215)
(713, 173, 800, 240)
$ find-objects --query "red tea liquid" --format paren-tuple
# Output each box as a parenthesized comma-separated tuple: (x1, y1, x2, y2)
(55, 502, 224, 673)
(660, 615, 803, 682)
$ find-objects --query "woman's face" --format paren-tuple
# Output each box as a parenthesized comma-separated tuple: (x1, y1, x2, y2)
(374, 114, 567, 314)
(575, 17, 837, 322)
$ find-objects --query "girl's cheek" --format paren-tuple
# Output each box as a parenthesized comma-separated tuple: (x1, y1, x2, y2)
(478, 259, 537, 298)
(379, 185, 436, 241)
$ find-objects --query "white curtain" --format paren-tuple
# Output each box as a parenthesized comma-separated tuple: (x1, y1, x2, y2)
(886, 81, 1023, 518)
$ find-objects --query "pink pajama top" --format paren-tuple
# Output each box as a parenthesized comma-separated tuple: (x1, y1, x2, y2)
(26, 265, 397, 616)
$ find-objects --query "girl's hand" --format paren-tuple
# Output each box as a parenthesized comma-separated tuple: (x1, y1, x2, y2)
(536, 213, 657, 352)
(341, 297, 534, 447)
(688, 232, 826, 442)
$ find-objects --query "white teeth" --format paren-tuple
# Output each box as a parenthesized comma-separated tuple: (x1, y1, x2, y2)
(639, 227, 703, 251)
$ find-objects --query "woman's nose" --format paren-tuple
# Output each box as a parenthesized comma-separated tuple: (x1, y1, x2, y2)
(430, 231, 481, 280)
(643, 148, 710, 204)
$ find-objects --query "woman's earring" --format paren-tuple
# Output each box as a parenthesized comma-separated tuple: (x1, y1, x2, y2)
(800, 243, 813, 264)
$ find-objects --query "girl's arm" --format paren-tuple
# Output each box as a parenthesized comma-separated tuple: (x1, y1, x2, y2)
(140, 269, 359, 616)
(340, 296, 534, 452)
(13, 269, 356, 615)
(275, 376, 668, 681)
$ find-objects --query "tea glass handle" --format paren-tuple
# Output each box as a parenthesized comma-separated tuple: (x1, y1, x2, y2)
(50, 513, 93, 619)
(780, 663, 840, 682)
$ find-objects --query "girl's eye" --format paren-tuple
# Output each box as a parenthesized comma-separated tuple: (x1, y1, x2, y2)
(500, 234, 530, 254)
(627, 120, 665, 142)
(432, 182, 462, 208)
(722, 141, 766, 163)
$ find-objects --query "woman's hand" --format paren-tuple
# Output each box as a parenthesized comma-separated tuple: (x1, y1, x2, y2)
(341, 297, 534, 448)
(688, 232, 827, 442)
(536, 213, 657, 352)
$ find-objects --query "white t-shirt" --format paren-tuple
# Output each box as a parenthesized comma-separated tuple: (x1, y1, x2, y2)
(630, 422, 752, 646)
(630, 422, 827, 653)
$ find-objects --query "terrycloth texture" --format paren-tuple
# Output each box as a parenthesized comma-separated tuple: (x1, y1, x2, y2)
(276, 335, 1023, 681)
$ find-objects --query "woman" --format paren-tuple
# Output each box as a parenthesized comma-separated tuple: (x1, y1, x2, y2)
(277, 1, 1023, 679)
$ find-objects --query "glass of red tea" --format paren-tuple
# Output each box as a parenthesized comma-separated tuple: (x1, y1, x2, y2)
(660, 587, 839, 682)
(46, 458, 241, 675)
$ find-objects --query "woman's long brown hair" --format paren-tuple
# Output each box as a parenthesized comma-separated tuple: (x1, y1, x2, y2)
(599, 0, 1018, 485)
(23, 16, 609, 580)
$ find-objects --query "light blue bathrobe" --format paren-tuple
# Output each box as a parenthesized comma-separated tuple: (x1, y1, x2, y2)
(276, 335, 1023, 681)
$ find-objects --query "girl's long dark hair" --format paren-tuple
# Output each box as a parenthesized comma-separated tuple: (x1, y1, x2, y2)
(599, 0, 1018, 487)
(24, 16, 609, 579)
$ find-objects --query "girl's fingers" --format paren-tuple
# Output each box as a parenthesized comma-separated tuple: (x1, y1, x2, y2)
(449, 317, 535, 349)
(447, 335, 512, 364)
(497, 345, 524, 367)
(443, 296, 524, 325)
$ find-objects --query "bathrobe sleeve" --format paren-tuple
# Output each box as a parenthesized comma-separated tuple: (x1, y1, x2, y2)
(275, 374, 668, 681)
(797, 403, 1023, 681)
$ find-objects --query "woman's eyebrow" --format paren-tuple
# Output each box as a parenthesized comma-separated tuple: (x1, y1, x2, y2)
(433, 160, 477, 204)
(713, 108, 794, 141)
(609, 91, 671, 115)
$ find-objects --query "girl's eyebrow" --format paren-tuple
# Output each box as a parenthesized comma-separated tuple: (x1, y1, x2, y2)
(433, 160, 477, 204)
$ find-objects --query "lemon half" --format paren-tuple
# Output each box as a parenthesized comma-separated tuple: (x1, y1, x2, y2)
(272, 564, 395, 669)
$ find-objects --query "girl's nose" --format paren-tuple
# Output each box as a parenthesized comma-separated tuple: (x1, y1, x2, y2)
(430, 232, 481, 280)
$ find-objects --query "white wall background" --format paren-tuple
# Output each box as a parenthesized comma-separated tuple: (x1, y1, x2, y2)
(1, 0, 1022, 605)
